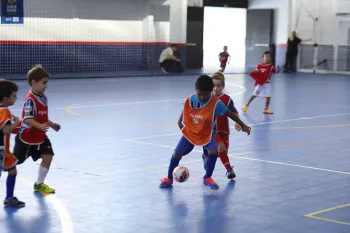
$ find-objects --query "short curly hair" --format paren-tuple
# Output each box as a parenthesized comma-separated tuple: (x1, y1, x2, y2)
(211, 71, 225, 86)
(27, 64, 50, 85)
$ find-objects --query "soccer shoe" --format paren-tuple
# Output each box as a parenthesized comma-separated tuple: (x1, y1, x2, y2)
(34, 183, 55, 193)
(159, 177, 173, 188)
(203, 177, 219, 190)
(4, 197, 25, 207)
(263, 109, 273, 114)
(202, 153, 207, 170)
(242, 105, 249, 112)
(226, 167, 236, 179)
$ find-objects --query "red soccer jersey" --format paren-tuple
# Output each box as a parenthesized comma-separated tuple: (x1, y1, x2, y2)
(219, 52, 229, 64)
(18, 91, 49, 145)
(216, 94, 231, 135)
(250, 63, 276, 85)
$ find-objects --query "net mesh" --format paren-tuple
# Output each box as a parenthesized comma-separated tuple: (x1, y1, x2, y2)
(0, 0, 174, 74)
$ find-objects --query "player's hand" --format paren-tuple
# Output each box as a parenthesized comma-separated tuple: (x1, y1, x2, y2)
(40, 122, 50, 132)
(50, 122, 61, 132)
(241, 125, 251, 135)
(12, 115, 20, 126)
(234, 123, 241, 131)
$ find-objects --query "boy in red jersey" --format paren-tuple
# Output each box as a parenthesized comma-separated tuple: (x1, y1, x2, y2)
(13, 65, 61, 194)
(0, 79, 25, 207)
(202, 72, 240, 179)
(242, 51, 279, 114)
(219, 46, 230, 72)
(159, 75, 251, 190)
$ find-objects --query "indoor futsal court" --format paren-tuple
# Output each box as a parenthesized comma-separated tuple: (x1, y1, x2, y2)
(1, 0, 350, 232)
(1, 72, 350, 233)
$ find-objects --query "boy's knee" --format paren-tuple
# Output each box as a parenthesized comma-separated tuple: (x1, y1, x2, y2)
(8, 167, 17, 175)
(217, 142, 227, 152)
(207, 150, 218, 156)
(173, 154, 183, 159)
(41, 154, 53, 163)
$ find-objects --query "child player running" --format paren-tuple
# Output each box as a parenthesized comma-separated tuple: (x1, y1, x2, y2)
(202, 72, 241, 179)
(219, 46, 231, 72)
(242, 51, 278, 114)
(0, 79, 25, 207)
(159, 75, 251, 190)
(13, 65, 60, 194)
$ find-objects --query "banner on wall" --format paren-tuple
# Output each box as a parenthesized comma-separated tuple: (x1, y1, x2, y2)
(1, 0, 23, 24)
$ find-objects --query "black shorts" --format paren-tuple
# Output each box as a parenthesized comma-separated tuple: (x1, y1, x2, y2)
(13, 135, 54, 165)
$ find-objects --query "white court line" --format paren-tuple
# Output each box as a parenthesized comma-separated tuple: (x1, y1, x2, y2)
(10, 83, 247, 112)
(123, 112, 350, 141)
(46, 195, 75, 233)
(249, 112, 350, 126)
(125, 139, 350, 175)
(9, 99, 183, 112)
(122, 133, 181, 141)
(17, 176, 74, 233)
(70, 83, 246, 109)
(67, 99, 184, 108)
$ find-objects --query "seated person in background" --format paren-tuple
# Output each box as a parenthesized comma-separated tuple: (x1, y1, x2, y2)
(159, 44, 184, 73)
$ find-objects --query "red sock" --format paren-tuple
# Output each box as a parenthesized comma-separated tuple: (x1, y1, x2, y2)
(218, 151, 231, 170)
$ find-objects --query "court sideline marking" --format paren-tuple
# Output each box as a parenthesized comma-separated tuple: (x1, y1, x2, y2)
(123, 112, 350, 141)
(304, 203, 350, 226)
(119, 136, 350, 176)
(17, 176, 74, 233)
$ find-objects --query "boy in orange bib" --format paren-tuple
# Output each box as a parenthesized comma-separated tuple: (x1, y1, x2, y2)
(0, 79, 25, 207)
(159, 75, 251, 190)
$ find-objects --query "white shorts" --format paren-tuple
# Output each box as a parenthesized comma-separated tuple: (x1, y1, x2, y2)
(252, 83, 271, 97)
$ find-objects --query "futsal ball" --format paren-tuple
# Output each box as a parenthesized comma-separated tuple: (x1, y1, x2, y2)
(173, 166, 190, 183)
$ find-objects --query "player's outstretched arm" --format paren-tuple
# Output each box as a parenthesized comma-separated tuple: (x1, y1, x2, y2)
(226, 110, 251, 135)
(48, 120, 61, 132)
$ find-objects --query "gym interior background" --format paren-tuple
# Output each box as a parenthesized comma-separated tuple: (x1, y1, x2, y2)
(0, 0, 349, 77)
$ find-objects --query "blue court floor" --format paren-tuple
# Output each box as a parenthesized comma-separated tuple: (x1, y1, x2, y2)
(1, 72, 350, 233)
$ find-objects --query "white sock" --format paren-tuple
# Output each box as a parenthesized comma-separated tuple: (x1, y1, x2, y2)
(36, 166, 49, 185)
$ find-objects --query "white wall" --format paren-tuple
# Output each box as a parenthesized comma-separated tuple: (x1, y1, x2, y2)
(290, 0, 350, 45)
(0, 0, 174, 43)
(203, 7, 247, 67)
(338, 21, 350, 45)
(248, 0, 290, 44)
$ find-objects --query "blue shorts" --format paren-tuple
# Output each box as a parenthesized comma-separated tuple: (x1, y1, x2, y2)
(173, 134, 217, 156)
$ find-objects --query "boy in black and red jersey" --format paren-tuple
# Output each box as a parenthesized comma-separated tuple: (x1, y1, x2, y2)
(13, 65, 60, 194)
(202, 72, 241, 179)
(219, 46, 230, 72)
